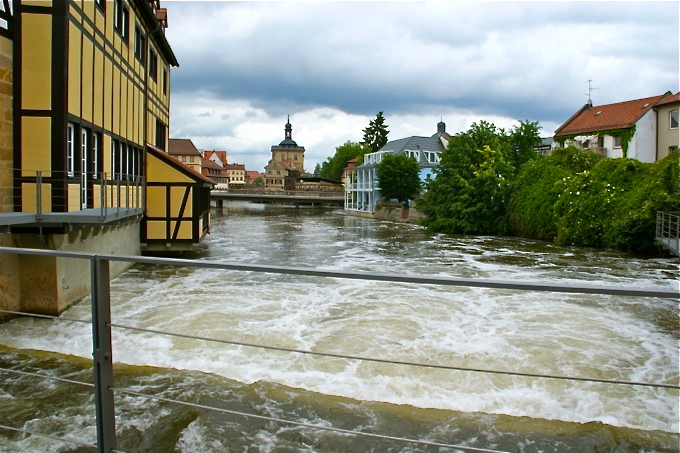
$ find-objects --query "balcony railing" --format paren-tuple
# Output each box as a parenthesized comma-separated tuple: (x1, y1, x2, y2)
(0, 168, 145, 227)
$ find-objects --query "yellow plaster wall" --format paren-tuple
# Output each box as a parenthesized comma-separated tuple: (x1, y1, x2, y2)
(147, 154, 194, 184)
(170, 186, 190, 216)
(21, 13, 51, 111)
(171, 221, 192, 240)
(21, 182, 51, 212)
(81, 37, 94, 123)
(146, 220, 166, 240)
(67, 22, 81, 116)
(146, 186, 166, 217)
(93, 48, 104, 127)
(67, 183, 80, 211)
(21, 117, 51, 176)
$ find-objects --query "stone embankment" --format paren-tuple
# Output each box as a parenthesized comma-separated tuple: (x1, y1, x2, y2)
(348, 203, 426, 224)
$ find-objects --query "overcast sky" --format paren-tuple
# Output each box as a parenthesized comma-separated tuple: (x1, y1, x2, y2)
(164, 1, 679, 173)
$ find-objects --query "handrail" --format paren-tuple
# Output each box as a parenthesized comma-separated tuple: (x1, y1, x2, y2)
(0, 246, 677, 452)
(656, 211, 680, 256)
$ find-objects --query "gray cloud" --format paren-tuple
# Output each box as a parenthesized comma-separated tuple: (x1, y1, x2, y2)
(164, 1, 678, 172)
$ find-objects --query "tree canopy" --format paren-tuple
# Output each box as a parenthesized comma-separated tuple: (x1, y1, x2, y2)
(317, 141, 365, 181)
(376, 153, 421, 207)
(419, 120, 541, 235)
(362, 112, 389, 153)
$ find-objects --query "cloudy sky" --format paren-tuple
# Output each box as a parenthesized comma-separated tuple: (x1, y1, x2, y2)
(164, 1, 678, 173)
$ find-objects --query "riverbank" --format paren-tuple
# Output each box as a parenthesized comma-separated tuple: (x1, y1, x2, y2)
(346, 202, 426, 224)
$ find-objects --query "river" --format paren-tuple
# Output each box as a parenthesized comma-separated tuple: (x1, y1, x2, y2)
(1, 203, 678, 452)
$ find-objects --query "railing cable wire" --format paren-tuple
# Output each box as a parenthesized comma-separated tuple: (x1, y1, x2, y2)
(113, 388, 509, 453)
(0, 368, 94, 388)
(0, 424, 97, 449)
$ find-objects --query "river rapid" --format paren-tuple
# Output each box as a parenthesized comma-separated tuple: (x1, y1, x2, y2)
(1, 202, 678, 452)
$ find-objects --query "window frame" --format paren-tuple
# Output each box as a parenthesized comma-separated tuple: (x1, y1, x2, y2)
(149, 48, 158, 82)
(114, 0, 129, 42)
(134, 25, 147, 65)
(66, 123, 76, 177)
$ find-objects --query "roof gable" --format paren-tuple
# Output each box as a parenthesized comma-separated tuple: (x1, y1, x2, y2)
(555, 94, 669, 137)
(168, 138, 202, 156)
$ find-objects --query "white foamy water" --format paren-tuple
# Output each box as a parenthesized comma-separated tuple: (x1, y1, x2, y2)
(1, 204, 678, 438)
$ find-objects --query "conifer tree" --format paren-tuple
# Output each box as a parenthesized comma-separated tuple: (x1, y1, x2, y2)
(362, 112, 389, 153)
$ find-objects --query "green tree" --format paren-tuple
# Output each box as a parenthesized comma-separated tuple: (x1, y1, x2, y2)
(313, 163, 322, 177)
(252, 176, 264, 186)
(319, 141, 365, 181)
(509, 120, 543, 167)
(362, 112, 389, 153)
(419, 121, 515, 235)
(376, 153, 421, 207)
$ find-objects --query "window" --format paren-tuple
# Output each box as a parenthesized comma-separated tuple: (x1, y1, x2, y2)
(67, 123, 76, 177)
(155, 119, 166, 150)
(281, 154, 285, 161)
(111, 140, 122, 180)
(181, 156, 186, 162)
(114, 0, 129, 41)
(134, 26, 146, 64)
(597, 135, 604, 148)
(162, 69, 168, 95)
(293, 154, 298, 161)
(81, 128, 90, 208)
(149, 48, 158, 81)
(93, 132, 102, 178)
(95, 0, 105, 13)
(405, 150, 419, 160)
(614, 136, 622, 148)
(670, 109, 679, 129)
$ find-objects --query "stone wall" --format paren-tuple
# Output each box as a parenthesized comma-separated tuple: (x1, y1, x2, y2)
(0, 35, 11, 213)
(346, 204, 426, 224)
(1, 219, 142, 319)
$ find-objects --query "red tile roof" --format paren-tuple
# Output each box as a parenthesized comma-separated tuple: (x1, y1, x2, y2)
(654, 92, 680, 107)
(168, 138, 202, 156)
(554, 93, 671, 137)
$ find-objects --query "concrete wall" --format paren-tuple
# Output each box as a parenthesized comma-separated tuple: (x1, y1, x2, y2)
(0, 34, 12, 213)
(1, 218, 142, 317)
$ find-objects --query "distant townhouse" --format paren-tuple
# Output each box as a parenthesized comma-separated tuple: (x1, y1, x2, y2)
(553, 92, 676, 163)
(202, 157, 229, 188)
(264, 117, 305, 191)
(226, 163, 246, 185)
(169, 138, 203, 174)
(345, 121, 450, 213)
(246, 170, 265, 185)
(204, 150, 228, 168)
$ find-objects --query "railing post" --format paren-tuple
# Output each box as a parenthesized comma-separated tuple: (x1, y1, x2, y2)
(90, 256, 116, 452)
(100, 173, 106, 221)
(35, 171, 42, 221)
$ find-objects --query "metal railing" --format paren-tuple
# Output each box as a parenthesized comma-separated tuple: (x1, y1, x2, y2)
(0, 246, 678, 452)
(0, 168, 145, 224)
(656, 211, 680, 256)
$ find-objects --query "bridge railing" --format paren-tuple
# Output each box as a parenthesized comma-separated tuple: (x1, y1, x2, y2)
(656, 211, 680, 256)
(0, 246, 678, 452)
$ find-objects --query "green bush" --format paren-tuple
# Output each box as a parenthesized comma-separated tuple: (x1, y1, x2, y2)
(508, 148, 678, 254)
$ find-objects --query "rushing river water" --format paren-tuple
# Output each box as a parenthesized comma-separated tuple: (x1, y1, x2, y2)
(1, 203, 678, 452)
